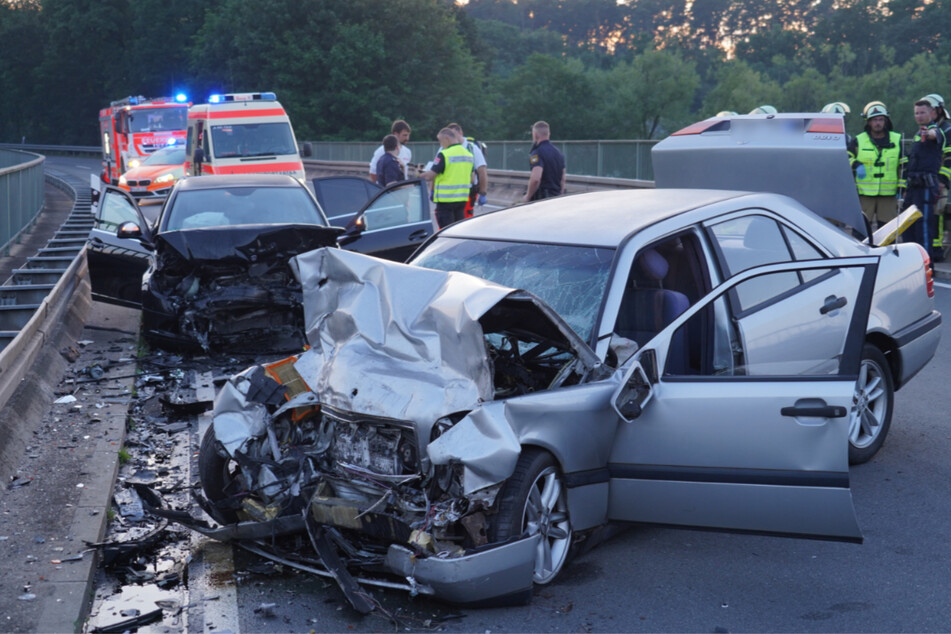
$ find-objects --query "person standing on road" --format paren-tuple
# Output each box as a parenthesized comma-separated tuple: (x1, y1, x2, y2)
(447, 122, 488, 217)
(422, 128, 474, 228)
(523, 121, 565, 203)
(375, 135, 405, 187)
(369, 120, 412, 183)
(899, 96, 951, 260)
(848, 101, 903, 229)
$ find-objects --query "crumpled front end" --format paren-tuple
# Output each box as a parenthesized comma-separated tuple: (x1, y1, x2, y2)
(187, 250, 607, 606)
(144, 225, 340, 351)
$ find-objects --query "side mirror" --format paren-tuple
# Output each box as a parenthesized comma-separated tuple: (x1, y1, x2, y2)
(301, 142, 313, 158)
(612, 361, 654, 423)
(337, 217, 365, 247)
(117, 221, 143, 240)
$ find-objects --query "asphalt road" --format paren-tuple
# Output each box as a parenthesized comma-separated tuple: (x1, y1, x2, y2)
(47, 155, 951, 632)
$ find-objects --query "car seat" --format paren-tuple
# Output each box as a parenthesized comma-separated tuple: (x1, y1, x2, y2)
(615, 249, 690, 370)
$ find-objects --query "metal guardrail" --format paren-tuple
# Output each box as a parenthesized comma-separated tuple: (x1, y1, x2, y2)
(0, 150, 46, 256)
(310, 139, 659, 181)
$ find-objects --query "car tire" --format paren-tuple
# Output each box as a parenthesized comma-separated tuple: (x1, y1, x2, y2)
(198, 426, 241, 524)
(488, 447, 572, 585)
(848, 344, 894, 465)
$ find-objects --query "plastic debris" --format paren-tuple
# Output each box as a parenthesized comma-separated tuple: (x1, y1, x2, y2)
(54, 395, 77, 404)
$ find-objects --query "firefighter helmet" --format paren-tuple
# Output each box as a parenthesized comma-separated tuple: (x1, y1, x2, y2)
(862, 101, 889, 119)
(715, 110, 738, 117)
(749, 105, 777, 115)
(920, 93, 944, 109)
(821, 102, 850, 115)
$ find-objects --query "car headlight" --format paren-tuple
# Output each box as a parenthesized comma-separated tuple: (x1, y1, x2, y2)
(118, 175, 128, 185)
(154, 173, 175, 184)
(128, 159, 141, 170)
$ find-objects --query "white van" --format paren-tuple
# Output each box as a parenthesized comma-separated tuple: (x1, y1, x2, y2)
(184, 92, 310, 181)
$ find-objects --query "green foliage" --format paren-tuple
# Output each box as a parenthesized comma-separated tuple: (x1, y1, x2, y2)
(2, 0, 951, 144)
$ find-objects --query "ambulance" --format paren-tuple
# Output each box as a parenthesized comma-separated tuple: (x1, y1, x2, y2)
(99, 94, 190, 184)
(184, 92, 310, 182)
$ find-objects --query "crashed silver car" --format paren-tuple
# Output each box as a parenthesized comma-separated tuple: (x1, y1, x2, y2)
(175, 114, 939, 609)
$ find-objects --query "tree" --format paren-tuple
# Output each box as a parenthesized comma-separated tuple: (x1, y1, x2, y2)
(496, 54, 604, 139)
(604, 49, 700, 139)
(702, 59, 782, 117)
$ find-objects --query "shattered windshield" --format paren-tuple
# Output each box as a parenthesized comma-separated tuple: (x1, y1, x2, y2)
(411, 237, 615, 341)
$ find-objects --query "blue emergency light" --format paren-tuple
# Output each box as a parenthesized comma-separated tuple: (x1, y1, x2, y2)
(174, 93, 188, 103)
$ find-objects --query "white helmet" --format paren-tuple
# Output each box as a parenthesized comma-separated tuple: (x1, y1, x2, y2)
(821, 102, 850, 115)
(862, 101, 889, 119)
(749, 105, 777, 115)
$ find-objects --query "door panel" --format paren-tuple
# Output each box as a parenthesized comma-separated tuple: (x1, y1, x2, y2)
(340, 180, 435, 262)
(86, 185, 151, 308)
(608, 258, 879, 541)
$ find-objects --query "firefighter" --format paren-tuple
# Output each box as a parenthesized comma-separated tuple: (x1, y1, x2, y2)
(823, 102, 858, 173)
(421, 128, 474, 229)
(899, 96, 951, 260)
(847, 101, 902, 229)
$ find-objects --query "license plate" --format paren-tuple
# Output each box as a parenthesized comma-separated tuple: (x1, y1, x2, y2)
(131, 187, 147, 192)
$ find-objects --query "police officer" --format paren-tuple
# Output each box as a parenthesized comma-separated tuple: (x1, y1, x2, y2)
(421, 128, 474, 228)
(447, 122, 488, 216)
(899, 96, 951, 260)
(523, 121, 566, 202)
(847, 101, 902, 229)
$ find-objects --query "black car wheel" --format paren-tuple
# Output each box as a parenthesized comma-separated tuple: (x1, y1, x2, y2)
(489, 448, 572, 585)
(848, 344, 894, 465)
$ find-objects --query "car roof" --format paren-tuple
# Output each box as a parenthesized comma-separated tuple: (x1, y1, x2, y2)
(174, 174, 303, 191)
(438, 189, 745, 247)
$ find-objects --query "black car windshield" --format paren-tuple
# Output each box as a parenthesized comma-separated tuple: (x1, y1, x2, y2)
(164, 186, 325, 230)
(411, 237, 615, 341)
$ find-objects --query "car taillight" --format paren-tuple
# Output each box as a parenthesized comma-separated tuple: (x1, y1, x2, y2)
(917, 244, 935, 298)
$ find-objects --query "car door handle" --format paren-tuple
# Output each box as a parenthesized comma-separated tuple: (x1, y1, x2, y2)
(408, 229, 429, 241)
(781, 405, 847, 418)
(820, 295, 847, 314)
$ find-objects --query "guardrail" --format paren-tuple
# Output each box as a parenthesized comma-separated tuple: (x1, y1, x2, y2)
(0, 150, 46, 256)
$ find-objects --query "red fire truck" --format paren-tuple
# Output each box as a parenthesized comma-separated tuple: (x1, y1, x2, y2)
(99, 94, 190, 184)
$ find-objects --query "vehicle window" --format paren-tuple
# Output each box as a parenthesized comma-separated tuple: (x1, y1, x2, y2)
(210, 122, 296, 158)
(142, 147, 185, 166)
(614, 232, 709, 348)
(165, 187, 323, 230)
(665, 266, 862, 377)
(711, 215, 808, 312)
(97, 191, 140, 232)
(411, 237, 615, 341)
(361, 182, 427, 231)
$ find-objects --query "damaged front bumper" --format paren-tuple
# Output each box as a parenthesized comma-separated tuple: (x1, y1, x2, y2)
(385, 534, 541, 606)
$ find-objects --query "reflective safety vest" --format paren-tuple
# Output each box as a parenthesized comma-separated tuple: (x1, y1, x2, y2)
(433, 144, 474, 203)
(855, 131, 901, 196)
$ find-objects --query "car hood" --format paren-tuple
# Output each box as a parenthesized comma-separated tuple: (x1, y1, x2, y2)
(155, 224, 342, 265)
(288, 248, 603, 430)
(653, 113, 868, 239)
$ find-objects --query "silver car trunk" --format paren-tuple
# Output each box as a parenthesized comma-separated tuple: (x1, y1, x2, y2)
(652, 113, 868, 240)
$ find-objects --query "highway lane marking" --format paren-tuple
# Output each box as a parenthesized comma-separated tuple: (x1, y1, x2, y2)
(934, 281, 951, 290)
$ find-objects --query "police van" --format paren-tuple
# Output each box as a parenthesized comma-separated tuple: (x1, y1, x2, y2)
(184, 92, 311, 181)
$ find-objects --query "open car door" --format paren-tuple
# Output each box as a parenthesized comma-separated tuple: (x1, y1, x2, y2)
(313, 176, 434, 262)
(86, 179, 153, 308)
(608, 257, 879, 542)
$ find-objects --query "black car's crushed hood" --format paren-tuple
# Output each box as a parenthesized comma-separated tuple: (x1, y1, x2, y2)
(146, 225, 343, 351)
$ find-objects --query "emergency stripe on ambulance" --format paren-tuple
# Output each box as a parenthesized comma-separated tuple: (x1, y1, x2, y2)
(201, 162, 304, 175)
(188, 109, 287, 119)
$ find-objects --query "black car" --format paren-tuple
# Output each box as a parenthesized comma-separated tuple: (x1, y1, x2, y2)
(87, 174, 433, 351)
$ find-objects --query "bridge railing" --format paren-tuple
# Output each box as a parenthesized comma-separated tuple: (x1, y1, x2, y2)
(310, 139, 659, 181)
(0, 150, 46, 256)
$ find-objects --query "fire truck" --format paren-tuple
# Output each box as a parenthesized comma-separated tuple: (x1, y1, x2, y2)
(99, 94, 190, 184)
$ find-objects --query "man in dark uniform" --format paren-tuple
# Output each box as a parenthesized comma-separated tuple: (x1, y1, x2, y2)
(522, 121, 566, 202)
(899, 96, 951, 261)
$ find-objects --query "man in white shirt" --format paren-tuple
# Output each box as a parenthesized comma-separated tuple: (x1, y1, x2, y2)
(369, 120, 412, 182)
